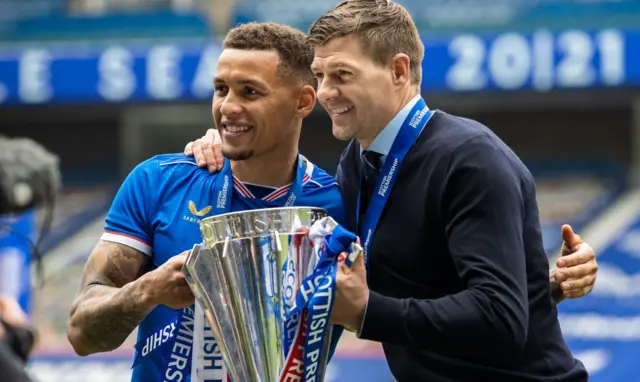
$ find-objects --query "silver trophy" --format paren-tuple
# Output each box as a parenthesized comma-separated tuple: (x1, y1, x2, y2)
(183, 206, 362, 382)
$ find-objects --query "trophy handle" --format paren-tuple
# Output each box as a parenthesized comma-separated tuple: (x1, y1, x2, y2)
(182, 244, 212, 314)
(343, 242, 363, 269)
(320, 216, 363, 269)
(183, 244, 206, 281)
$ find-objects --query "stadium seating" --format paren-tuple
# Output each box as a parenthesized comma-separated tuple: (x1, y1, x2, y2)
(229, 0, 640, 34)
(531, 162, 627, 254)
(0, 0, 65, 23)
(0, 0, 215, 41)
(557, 193, 640, 381)
(6, 12, 211, 41)
(3, 0, 640, 42)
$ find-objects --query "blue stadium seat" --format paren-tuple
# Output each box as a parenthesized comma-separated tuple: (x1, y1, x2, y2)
(231, 0, 336, 31)
(0, 0, 65, 22)
(230, 0, 640, 34)
(4, 11, 213, 41)
(530, 161, 627, 254)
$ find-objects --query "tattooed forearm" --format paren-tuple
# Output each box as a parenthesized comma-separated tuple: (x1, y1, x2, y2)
(67, 241, 154, 356)
(69, 282, 152, 355)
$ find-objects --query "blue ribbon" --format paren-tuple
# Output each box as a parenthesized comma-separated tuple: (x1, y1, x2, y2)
(132, 155, 307, 377)
(282, 224, 357, 380)
(356, 98, 434, 269)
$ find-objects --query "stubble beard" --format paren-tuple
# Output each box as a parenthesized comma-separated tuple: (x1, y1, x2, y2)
(222, 147, 254, 161)
(332, 122, 357, 142)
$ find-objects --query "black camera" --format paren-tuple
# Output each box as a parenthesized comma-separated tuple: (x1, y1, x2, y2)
(0, 136, 61, 215)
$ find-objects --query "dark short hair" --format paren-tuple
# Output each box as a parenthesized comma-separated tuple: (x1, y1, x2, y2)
(223, 22, 315, 87)
(308, 0, 424, 86)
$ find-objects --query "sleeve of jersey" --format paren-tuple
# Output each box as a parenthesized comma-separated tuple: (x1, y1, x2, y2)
(319, 185, 348, 230)
(305, 167, 349, 230)
(101, 160, 158, 256)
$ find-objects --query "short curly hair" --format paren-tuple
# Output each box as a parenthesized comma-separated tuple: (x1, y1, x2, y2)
(223, 22, 315, 87)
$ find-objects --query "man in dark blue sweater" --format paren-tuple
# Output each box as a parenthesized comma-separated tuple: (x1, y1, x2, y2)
(303, 1, 588, 380)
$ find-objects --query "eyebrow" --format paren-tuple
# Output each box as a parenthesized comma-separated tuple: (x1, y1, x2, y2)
(213, 77, 269, 92)
(311, 61, 356, 73)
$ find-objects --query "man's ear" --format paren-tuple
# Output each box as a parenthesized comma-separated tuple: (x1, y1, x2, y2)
(295, 84, 317, 118)
(390, 53, 411, 86)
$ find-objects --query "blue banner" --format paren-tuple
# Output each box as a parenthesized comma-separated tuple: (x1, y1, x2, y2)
(558, 212, 640, 381)
(0, 41, 222, 105)
(423, 28, 640, 92)
(0, 27, 639, 105)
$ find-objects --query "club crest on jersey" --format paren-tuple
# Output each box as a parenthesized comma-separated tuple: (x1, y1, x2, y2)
(183, 201, 212, 223)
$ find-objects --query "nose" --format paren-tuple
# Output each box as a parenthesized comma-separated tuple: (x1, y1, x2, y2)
(219, 91, 243, 116)
(316, 79, 339, 104)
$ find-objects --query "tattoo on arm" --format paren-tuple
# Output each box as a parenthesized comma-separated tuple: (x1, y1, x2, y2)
(68, 240, 152, 355)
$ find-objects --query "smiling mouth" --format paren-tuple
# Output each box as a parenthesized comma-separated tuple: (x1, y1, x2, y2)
(330, 106, 353, 115)
(222, 124, 253, 134)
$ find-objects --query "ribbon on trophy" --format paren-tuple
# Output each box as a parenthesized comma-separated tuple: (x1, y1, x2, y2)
(279, 217, 359, 382)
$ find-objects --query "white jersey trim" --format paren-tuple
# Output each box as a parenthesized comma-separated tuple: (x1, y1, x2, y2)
(301, 154, 315, 178)
(159, 160, 199, 167)
(101, 231, 152, 256)
(307, 179, 323, 188)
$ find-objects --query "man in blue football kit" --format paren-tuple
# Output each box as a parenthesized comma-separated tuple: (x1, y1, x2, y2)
(67, 23, 346, 382)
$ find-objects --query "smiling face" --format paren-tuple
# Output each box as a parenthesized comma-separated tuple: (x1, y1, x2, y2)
(307, 0, 425, 147)
(212, 49, 302, 161)
(312, 36, 398, 144)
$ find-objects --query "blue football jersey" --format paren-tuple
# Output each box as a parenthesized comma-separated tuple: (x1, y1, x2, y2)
(101, 153, 347, 382)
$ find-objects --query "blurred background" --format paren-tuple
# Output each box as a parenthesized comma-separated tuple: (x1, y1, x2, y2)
(0, 0, 639, 381)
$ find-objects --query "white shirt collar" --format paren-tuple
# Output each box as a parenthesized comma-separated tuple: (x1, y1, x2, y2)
(361, 94, 423, 157)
